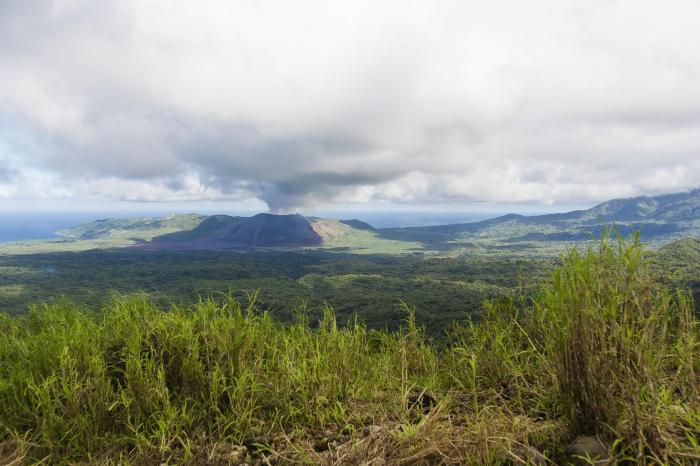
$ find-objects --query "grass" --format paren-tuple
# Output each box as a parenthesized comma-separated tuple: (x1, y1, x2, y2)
(0, 238, 137, 256)
(0, 235, 698, 464)
(310, 218, 424, 254)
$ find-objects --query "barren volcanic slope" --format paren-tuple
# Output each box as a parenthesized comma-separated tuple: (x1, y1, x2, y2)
(151, 213, 322, 249)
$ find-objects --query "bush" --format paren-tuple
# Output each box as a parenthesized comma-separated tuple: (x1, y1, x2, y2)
(534, 234, 699, 461)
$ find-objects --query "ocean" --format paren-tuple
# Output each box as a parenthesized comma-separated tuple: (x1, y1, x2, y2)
(0, 212, 105, 242)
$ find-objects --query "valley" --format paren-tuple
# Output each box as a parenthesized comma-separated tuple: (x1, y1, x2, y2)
(1, 188, 700, 338)
(0, 248, 552, 336)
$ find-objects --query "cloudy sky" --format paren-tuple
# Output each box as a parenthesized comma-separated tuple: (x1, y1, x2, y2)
(1, 0, 699, 213)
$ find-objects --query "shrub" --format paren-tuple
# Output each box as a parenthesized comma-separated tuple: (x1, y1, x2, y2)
(534, 234, 699, 462)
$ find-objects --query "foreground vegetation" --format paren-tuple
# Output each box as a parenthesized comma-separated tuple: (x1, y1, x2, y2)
(1, 236, 698, 464)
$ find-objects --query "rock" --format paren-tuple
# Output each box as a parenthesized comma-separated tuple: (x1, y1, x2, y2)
(565, 435, 610, 465)
(407, 389, 437, 413)
(668, 404, 688, 416)
(313, 437, 330, 452)
(363, 425, 384, 436)
(509, 444, 549, 465)
(209, 443, 248, 464)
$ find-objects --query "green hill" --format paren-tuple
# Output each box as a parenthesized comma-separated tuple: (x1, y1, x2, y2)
(380, 188, 700, 249)
(58, 213, 204, 241)
(655, 236, 700, 260)
(653, 237, 700, 309)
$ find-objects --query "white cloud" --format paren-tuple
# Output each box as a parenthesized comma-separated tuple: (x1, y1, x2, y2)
(0, 0, 699, 211)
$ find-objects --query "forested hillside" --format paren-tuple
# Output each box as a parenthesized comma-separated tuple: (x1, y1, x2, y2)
(380, 189, 700, 250)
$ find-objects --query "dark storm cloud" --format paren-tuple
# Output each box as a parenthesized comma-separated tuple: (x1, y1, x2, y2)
(240, 172, 404, 213)
(177, 122, 406, 211)
(0, 0, 699, 209)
